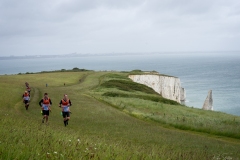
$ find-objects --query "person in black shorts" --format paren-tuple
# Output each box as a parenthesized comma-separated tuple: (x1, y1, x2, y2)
(22, 91, 30, 110)
(39, 93, 52, 124)
(59, 94, 72, 126)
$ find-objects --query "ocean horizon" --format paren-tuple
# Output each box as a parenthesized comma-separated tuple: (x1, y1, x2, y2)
(1, 52, 240, 116)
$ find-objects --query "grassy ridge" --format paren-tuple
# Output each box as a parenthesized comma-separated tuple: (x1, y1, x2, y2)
(0, 71, 240, 159)
(93, 73, 240, 140)
(102, 92, 179, 105)
(101, 79, 158, 94)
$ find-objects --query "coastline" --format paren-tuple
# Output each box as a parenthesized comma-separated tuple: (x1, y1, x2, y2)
(1, 54, 240, 116)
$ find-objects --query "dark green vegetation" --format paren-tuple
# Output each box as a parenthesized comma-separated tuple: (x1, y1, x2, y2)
(101, 79, 158, 94)
(18, 67, 90, 75)
(0, 70, 240, 159)
(102, 92, 179, 105)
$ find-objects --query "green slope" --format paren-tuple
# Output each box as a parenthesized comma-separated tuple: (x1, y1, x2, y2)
(0, 71, 240, 159)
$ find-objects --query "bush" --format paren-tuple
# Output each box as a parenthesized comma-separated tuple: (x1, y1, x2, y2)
(72, 67, 79, 70)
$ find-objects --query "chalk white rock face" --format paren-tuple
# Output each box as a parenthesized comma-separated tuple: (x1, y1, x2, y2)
(180, 88, 186, 101)
(128, 74, 185, 103)
(202, 90, 213, 110)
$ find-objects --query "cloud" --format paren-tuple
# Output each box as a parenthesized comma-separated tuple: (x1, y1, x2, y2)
(0, 0, 239, 55)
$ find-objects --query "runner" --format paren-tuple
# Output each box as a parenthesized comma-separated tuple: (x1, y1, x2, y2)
(26, 86, 31, 95)
(59, 94, 72, 126)
(39, 93, 52, 124)
(25, 82, 29, 87)
(22, 91, 30, 110)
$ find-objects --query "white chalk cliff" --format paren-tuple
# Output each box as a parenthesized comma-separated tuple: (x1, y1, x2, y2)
(128, 74, 185, 103)
(202, 90, 213, 110)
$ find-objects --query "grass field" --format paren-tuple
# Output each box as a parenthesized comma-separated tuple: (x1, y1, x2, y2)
(0, 70, 240, 159)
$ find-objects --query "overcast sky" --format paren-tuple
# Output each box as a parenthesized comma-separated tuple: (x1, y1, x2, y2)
(0, 0, 240, 56)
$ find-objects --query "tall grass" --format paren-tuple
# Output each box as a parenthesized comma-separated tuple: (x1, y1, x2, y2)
(93, 72, 240, 140)
(1, 71, 240, 159)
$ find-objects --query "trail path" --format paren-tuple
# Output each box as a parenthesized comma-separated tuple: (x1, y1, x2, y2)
(14, 87, 40, 115)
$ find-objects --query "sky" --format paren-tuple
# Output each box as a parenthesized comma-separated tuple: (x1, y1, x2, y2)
(0, 0, 240, 56)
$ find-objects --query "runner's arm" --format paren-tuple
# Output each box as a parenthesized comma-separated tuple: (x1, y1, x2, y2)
(49, 99, 52, 105)
(39, 99, 43, 107)
(59, 100, 62, 107)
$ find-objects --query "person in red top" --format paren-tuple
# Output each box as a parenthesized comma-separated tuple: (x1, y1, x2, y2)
(59, 94, 72, 126)
(22, 91, 30, 110)
(39, 93, 52, 124)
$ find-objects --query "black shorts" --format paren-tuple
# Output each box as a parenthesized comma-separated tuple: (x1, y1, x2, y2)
(24, 100, 29, 104)
(62, 112, 70, 118)
(42, 110, 49, 116)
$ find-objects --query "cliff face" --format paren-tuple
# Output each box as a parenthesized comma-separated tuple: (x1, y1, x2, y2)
(128, 74, 185, 103)
(202, 90, 213, 110)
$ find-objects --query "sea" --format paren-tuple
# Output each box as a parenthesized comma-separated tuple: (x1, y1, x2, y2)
(1, 52, 240, 116)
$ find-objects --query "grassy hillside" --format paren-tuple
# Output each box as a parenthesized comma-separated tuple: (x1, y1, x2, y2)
(0, 71, 240, 159)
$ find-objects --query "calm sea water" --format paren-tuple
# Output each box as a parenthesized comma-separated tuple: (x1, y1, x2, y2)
(1, 53, 240, 116)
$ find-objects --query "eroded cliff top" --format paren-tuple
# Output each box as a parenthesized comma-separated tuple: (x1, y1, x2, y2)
(128, 70, 177, 78)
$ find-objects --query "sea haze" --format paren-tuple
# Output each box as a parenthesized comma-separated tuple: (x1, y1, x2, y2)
(0, 52, 240, 116)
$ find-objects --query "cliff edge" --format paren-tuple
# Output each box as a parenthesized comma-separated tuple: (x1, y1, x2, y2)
(128, 73, 185, 103)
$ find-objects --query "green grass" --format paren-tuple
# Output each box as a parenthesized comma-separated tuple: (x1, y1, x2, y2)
(92, 72, 240, 140)
(102, 92, 179, 105)
(100, 79, 158, 94)
(1, 71, 240, 159)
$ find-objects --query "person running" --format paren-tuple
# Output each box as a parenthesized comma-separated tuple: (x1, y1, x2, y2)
(59, 94, 72, 126)
(25, 82, 29, 87)
(39, 93, 52, 124)
(22, 91, 30, 110)
(26, 86, 31, 95)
